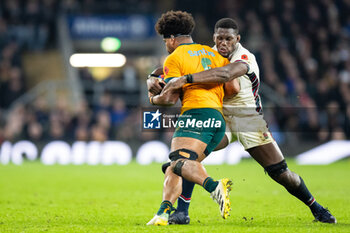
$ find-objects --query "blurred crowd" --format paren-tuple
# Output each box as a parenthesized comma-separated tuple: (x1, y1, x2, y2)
(0, 0, 349, 146)
(0, 0, 156, 108)
(0, 0, 64, 109)
(0, 93, 169, 148)
(182, 0, 350, 142)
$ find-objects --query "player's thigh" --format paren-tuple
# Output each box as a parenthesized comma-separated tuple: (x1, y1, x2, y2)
(232, 114, 284, 167)
(204, 121, 226, 155)
(172, 108, 226, 161)
(213, 134, 229, 151)
(247, 141, 284, 168)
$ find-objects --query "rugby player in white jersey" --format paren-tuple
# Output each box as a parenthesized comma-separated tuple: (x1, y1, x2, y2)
(147, 18, 336, 224)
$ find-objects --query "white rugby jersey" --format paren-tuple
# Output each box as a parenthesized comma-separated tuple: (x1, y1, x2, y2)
(214, 43, 262, 117)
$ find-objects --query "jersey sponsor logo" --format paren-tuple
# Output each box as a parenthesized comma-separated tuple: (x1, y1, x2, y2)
(188, 48, 215, 57)
(241, 54, 248, 60)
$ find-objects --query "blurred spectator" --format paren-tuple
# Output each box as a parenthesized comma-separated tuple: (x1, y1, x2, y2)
(75, 126, 89, 141)
(95, 110, 112, 137)
(3, 104, 26, 141)
(26, 121, 44, 142)
(48, 119, 64, 140)
(91, 124, 108, 142)
(33, 96, 49, 125)
(94, 92, 112, 113)
(111, 97, 128, 127)
(1, 67, 25, 108)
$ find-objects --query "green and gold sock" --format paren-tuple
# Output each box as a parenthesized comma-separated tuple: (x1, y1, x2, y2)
(203, 177, 219, 193)
(156, 200, 172, 216)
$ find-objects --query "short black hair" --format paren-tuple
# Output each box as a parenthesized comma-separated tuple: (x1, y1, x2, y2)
(155, 10, 195, 38)
(214, 18, 239, 33)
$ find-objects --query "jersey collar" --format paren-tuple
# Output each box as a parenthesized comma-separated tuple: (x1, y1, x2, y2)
(179, 42, 196, 46)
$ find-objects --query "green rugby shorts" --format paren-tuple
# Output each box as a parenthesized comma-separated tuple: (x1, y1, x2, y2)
(173, 108, 226, 155)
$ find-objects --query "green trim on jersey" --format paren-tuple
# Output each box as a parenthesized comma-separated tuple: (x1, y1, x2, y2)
(179, 43, 197, 46)
(164, 77, 175, 83)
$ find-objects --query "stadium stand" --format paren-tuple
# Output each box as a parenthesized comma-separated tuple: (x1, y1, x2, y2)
(0, 0, 349, 150)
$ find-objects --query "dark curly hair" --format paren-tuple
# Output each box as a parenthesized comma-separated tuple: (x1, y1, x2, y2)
(214, 18, 239, 33)
(155, 10, 195, 38)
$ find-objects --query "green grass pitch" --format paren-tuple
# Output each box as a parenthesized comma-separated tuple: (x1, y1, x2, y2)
(1, 159, 349, 233)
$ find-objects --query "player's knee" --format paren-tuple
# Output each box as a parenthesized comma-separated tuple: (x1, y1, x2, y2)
(273, 170, 301, 190)
(161, 162, 171, 174)
(172, 159, 185, 176)
(264, 160, 288, 180)
(168, 149, 199, 176)
(265, 161, 301, 189)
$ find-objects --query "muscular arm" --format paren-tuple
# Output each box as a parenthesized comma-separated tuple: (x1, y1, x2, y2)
(162, 62, 247, 93)
(224, 78, 241, 98)
(192, 62, 248, 83)
(151, 84, 180, 106)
